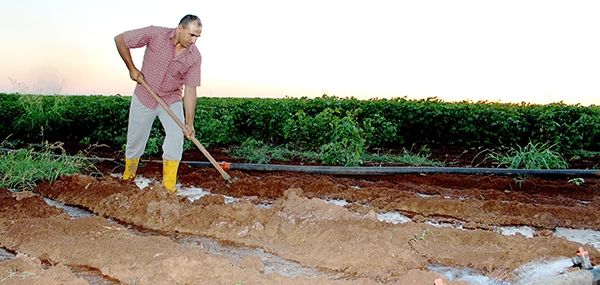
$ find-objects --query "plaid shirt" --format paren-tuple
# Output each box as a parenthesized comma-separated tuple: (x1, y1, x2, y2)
(123, 26, 201, 109)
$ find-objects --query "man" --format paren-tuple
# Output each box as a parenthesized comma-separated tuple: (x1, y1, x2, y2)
(114, 14, 202, 192)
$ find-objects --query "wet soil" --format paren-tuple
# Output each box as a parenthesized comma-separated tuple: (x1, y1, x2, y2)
(1, 159, 599, 284)
(173, 165, 600, 231)
(0, 189, 385, 284)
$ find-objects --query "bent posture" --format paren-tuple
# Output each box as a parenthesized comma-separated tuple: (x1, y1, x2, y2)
(115, 14, 202, 192)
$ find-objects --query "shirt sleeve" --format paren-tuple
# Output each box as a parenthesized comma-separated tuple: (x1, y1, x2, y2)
(123, 26, 159, 49)
(185, 56, 202, 87)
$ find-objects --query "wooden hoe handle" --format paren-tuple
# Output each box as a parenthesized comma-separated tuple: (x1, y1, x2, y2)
(139, 79, 233, 183)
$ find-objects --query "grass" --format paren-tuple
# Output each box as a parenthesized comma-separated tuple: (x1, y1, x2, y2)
(230, 138, 444, 166)
(0, 143, 95, 191)
(569, 149, 600, 160)
(363, 148, 444, 166)
(229, 139, 320, 164)
(486, 142, 568, 169)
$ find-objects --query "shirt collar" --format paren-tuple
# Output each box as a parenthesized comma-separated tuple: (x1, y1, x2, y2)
(168, 28, 193, 55)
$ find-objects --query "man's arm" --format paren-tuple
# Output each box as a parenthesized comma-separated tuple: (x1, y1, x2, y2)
(114, 34, 143, 83)
(183, 85, 197, 138)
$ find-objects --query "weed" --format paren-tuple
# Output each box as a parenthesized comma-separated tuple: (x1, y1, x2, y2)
(231, 139, 445, 167)
(230, 139, 321, 164)
(269, 147, 289, 161)
(12, 95, 69, 141)
(513, 176, 526, 189)
(412, 228, 432, 241)
(0, 143, 95, 191)
(230, 138, 271, 164)
(569, 150, 600, 160)
(364, 147, 444, 166)
(408, 228, 432, 255)
(568, 178, 585, 186)
(486, 142, 568, 169)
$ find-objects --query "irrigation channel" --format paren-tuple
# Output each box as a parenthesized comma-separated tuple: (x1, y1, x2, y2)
(1, 159, 599, 284)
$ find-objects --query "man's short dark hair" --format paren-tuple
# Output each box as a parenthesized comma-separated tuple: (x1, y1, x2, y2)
(179, 14, 202, 27)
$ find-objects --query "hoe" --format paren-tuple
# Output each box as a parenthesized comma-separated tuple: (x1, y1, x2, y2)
(140, 79, 233, 183)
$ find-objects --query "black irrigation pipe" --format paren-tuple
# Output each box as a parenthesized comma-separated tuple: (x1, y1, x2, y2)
(1, 148, 598, 177)
(182, 161, 600, 177)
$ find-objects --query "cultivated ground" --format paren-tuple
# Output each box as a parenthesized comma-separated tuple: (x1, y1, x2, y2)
(1, 160, 599, 284)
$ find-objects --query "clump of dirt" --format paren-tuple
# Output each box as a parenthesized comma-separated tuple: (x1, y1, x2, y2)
(0, 190, 63, 220)
(35, 174, 596, 282)
(276, 187, 375, 224)
(193, 194, 225, 206)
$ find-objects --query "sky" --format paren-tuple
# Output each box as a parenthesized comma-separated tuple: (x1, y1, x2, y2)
(1, 0, 599, 105)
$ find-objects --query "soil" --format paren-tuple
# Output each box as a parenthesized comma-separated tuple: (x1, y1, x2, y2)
(1, 149, 599, 284)
(0, 254, 88, 285)
(0, 189, 386, 285)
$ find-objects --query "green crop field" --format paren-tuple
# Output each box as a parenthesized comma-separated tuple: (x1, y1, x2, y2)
(2, 93, 599, 166)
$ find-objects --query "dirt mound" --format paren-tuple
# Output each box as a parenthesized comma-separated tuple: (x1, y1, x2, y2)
(276, 188, 376, 223)
(173, 167, 600, 230)
(35, 174, 595, 282)
(0, 189, 387, 284)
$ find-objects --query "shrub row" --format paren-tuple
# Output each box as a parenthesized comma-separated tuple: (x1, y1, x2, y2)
(2, 93, 599, 155)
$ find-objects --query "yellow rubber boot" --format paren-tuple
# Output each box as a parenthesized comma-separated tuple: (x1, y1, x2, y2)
(123, 158, 140, 180)
(162, 160, 180, 193)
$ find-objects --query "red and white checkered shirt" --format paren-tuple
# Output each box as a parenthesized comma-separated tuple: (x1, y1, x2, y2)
(123, 26, 201, 109)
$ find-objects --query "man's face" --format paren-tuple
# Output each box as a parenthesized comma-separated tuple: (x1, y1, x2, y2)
(179, 21, 202, 48)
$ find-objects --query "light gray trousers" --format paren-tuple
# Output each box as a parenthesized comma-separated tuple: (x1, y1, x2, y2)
(125, 94, 184, 161)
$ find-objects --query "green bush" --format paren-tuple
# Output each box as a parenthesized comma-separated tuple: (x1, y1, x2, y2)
(196, 107, 238, 147)
(362, 113, 398, 148)
(283, 108, 343, 148)
(319, 114, 365, 166)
